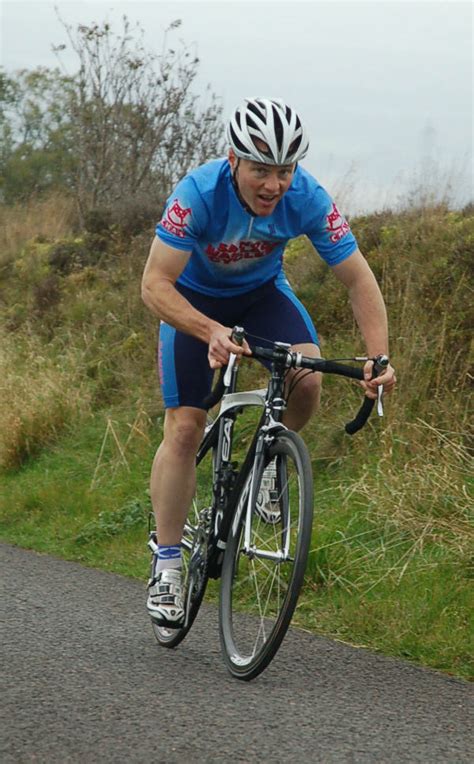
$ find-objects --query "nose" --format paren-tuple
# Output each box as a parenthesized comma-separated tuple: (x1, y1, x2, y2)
(263, 173, 280, 193)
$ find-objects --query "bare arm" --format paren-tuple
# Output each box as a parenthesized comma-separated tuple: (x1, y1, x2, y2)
(141, 236, 250, 368)
(142, 237, 215, 341)
(332, 248, 396, 396)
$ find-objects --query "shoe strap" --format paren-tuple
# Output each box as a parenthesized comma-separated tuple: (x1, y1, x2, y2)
(149, 579, 182, 600)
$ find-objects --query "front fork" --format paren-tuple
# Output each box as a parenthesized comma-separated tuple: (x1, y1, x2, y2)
(242, 420, 289, 557)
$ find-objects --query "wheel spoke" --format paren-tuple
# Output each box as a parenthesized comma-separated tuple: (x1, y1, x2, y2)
(220, 431, 313, 679)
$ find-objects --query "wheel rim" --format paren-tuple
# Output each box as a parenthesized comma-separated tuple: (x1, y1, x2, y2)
(223, 448, 306, 667)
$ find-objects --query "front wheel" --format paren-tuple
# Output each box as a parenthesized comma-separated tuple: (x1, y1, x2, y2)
(219, 429, 313, 680)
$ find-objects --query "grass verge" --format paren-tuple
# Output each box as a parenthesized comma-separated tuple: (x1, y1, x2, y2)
(0, 401, 471, 681)
(1, 200, 472, 681)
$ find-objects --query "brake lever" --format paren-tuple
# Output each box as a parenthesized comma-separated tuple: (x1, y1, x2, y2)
(223, 326, 245, 387)
(338, 352, 391, 435)
(223, 353, 237, 387)
(374, 354, 389, 417)
(377, 385, 384, 417)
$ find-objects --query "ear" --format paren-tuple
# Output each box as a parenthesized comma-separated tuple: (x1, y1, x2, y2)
(228, 148, 237, 171)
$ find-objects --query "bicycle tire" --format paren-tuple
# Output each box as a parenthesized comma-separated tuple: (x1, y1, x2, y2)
(219, 429, 313, 680)
(151, 441, 215, 649)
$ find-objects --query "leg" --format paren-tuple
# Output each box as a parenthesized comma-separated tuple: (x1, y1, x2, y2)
(150, 406, 207, 545)
(148, 405, 211, 635)
(238, 279, 321, 432)
(149, 293, 221, 628)
(147, 406, 206, 628)
(155, 305, 217, 544)
(283, 343, 322, 432)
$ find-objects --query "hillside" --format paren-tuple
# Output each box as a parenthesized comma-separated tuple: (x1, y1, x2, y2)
(0, 196, 472, 678)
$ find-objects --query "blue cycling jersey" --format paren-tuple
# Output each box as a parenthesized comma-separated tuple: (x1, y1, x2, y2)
(156, 158, 357, 297)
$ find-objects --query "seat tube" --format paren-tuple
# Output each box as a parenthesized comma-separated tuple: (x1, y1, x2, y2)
(214, 356, 240, 537)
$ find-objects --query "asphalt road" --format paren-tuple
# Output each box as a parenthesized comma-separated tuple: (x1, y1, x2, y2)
(1, 543, 472, 763)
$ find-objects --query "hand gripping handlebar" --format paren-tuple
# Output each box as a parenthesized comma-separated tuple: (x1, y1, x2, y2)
(345, 354, 389, 434)
(203, 328, 388, 435)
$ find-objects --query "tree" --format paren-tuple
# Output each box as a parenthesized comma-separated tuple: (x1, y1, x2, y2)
(0, 17, 224, 221)
(55, 16, 224, 222)
(0, 67, 76, 202)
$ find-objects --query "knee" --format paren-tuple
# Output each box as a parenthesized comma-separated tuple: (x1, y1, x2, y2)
(290, 372, 321, 410)
(163, 410, 206, 458)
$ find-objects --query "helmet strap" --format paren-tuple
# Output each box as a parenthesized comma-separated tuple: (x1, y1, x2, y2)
(230, 157, 257, 217)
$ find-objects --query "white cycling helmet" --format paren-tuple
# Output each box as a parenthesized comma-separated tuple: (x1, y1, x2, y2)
(227, 97, 309, 165)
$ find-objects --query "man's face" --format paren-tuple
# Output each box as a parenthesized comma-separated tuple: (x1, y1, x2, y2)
(228, 145, 296, 217)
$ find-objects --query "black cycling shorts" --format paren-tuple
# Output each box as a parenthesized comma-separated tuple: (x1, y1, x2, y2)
(158, 278, 318, 409)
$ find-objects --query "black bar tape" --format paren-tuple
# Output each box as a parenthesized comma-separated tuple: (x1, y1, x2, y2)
(345, 357, 383, 434)
(202, 367, 226, 411)
(252, 346, 278, 362)
(345, 396, 375, 435)
(308, 359, 365, 380)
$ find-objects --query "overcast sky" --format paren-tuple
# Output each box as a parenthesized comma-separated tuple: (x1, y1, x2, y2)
(1, 0, 472, 213)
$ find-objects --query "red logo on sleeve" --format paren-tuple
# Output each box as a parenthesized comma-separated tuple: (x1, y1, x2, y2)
(325, 203, 350, 243)
(160, 199, 192, 238)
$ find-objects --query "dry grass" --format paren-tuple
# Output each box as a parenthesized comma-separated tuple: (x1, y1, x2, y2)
(0, 330, 91, 471)
(0, 195, 472, 677)
(345, 420, 473, 552)
(0, 193, 77, 268)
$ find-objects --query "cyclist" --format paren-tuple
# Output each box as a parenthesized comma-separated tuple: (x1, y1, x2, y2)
(141, 97, 396, 626)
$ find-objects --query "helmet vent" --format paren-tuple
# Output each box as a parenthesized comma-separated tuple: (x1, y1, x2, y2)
(226, 97, 309, 165)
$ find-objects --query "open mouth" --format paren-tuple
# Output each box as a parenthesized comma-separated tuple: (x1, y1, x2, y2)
(257, 194, 278, 206)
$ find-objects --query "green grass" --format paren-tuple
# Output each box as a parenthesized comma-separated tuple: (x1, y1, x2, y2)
(1, 401, 472, 680)
(1, 200, 472, 681)
(0, 406, 156, 574)
(298, 479, 472, 679)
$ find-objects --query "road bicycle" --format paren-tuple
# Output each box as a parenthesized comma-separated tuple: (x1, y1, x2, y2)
(148, 327, 387, 681)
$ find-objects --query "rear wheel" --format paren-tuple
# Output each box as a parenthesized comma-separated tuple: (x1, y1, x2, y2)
(219, 429, 313, 680)
(151, 441, 215, 649)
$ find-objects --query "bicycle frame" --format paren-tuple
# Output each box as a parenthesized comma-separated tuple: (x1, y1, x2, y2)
(153, 337, 378, 566)
(190, 347, 292, 573)
(149, 328, 383, 673)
